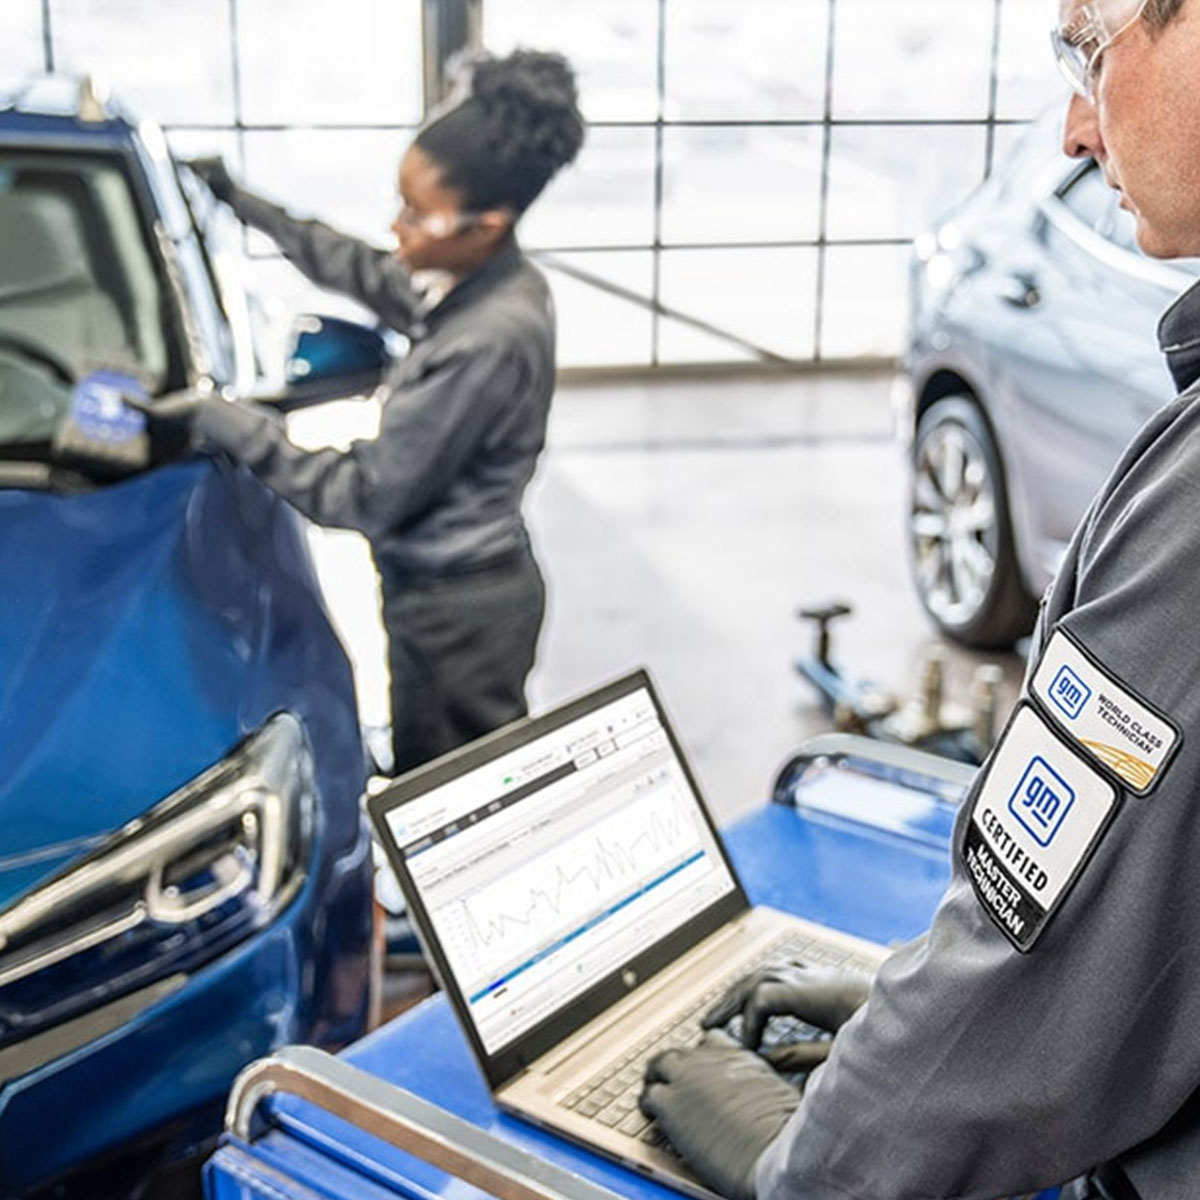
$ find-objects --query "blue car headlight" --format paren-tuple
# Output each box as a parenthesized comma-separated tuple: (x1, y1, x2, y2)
(0, 714, 316, 1066)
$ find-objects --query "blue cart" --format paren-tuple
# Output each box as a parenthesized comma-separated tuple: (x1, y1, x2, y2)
(204, 735, 1056, 1200)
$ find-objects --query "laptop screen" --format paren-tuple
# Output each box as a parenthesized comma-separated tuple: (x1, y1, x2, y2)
(372, 671, 743, 1068)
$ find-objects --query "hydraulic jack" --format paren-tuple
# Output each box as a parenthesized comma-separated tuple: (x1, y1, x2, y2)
(794, 601, 1003, 766)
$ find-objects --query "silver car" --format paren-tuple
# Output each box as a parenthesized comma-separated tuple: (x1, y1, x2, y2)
(899, 109, 1195, 648)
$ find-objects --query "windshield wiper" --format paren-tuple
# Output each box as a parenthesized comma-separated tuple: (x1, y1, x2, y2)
(0, 460, 95, 494)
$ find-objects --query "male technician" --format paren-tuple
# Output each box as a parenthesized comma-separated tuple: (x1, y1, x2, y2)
(639, 2, 1200, 1197)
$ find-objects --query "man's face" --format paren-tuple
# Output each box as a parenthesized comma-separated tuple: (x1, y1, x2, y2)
(1061, 0, 1200, 258)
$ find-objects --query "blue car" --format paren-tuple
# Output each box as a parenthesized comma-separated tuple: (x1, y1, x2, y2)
(0, 76, 392, 1195)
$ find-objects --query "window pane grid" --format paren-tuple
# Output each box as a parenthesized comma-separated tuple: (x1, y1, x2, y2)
(14, 0, 1063, 368)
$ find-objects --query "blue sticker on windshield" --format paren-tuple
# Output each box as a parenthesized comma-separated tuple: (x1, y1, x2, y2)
(71, 370, 147, 443)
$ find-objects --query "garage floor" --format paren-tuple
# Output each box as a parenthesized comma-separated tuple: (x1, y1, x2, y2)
(304, 364, 1027, 833)
(524, 367, 1026, 826)
(358, 365, 1028, 1019)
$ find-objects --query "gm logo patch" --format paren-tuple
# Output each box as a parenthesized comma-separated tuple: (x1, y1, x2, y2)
(1031, 628, 1181, 795)
(1009, 756, 1075, 846)
(1048, 665, 1090, 720)
(963, 703, 1119, 951)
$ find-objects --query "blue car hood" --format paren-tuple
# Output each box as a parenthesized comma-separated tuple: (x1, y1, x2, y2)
(0, 460, 291, 910)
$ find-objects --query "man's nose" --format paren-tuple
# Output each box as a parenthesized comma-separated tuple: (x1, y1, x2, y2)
(1062, 91, 1101, 159)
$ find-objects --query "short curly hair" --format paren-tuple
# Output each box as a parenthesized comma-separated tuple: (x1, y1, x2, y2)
(1144, 0, 1186, 30)
(414, 49, 585, 215)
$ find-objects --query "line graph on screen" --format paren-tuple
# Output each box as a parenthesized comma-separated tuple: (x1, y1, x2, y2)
(438, 777, 704, 980)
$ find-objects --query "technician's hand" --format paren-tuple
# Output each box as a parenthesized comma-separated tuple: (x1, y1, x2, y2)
(185, 155, 236, 202)
(640, 1031, 800, 1200)
(121, 388, 202, 427)
(120, 390, 204, 457)
(702, 963, 871, 1073)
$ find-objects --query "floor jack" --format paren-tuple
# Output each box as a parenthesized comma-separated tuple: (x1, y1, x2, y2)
(793, 601, 1004, 767)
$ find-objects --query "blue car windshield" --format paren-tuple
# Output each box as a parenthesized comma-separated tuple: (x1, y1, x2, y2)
(0, 151, 173, 453)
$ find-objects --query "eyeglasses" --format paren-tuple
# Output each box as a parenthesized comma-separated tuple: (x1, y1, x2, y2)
(394, 204, 479, 238)
(1051, 0, 1150, 100)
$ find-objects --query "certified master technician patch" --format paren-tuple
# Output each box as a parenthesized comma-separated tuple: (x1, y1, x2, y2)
(962, 703, 1118, 951)
(1030, 628, 1181, 795)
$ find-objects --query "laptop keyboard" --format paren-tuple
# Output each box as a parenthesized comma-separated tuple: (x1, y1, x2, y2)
(557, 929, 877, 1143)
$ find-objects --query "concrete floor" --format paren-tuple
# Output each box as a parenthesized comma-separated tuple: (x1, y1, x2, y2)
(298, 365, 1027, 831)
(358, 365, 1029, 1019)
(523, 367, 1026, 826)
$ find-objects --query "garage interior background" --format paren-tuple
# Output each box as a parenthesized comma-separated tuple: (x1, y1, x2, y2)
(1, 0, 1062, 821)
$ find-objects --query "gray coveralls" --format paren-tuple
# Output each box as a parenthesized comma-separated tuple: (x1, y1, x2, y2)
(756, 278, 1200, 1200)
(193, 188, 556, 773)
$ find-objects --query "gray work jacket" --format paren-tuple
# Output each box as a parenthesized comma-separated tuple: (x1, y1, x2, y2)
(194, 186, 556, 578)
(757, 278, 1200, 1200)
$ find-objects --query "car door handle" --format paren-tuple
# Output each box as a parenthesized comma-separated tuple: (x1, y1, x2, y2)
(998, 272, 1041, 309)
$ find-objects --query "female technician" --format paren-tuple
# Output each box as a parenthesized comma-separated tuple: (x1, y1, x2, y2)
(184, 49, 585, 774)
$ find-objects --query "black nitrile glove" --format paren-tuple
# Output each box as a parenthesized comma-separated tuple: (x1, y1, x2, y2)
(121, 388, 204, 457)
(640, 1030, 800, 1200)
(186, 156, 236, 202)
(702, 963, 871, 1073)
(121, 388, 202, 427)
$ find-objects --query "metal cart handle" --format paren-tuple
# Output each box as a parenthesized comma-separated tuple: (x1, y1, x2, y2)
(226, 1044, 629, 1200)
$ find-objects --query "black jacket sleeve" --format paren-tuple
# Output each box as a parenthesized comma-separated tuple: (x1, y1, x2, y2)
(225, 184, 422, 334)
(193, 330, 527, 539)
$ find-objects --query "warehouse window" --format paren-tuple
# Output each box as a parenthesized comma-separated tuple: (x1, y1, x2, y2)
(2, 0, 1061, 371)
(485, 0, 1060, 368)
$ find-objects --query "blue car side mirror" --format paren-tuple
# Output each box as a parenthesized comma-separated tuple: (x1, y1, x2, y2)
(283, 314, 391, 408)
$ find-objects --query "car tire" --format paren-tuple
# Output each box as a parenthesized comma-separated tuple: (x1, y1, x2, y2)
(908, 396, 1037, 649)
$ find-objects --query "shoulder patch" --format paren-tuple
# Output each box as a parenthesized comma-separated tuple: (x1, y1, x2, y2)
(961, 702, 1118, 951)
(1029, 627, 1182, 795)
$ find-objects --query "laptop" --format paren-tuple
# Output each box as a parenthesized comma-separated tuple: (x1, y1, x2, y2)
(367, 667, 888, 1198)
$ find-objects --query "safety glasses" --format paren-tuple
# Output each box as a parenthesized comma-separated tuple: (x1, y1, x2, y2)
(1051, 0, 1151, 99)
(395, 204, 480, 239)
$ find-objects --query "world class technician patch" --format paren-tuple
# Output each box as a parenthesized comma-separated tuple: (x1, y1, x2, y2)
(1029, 627, 1181, 795)
(961, 703, 1118, 951)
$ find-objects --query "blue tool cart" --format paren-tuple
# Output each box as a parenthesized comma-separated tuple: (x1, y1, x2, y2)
(204, 736, 1057, 1200)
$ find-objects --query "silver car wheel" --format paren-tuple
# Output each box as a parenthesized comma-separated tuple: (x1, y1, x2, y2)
(908, 395, 1036, 648)
(911, 419, 998, 627)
